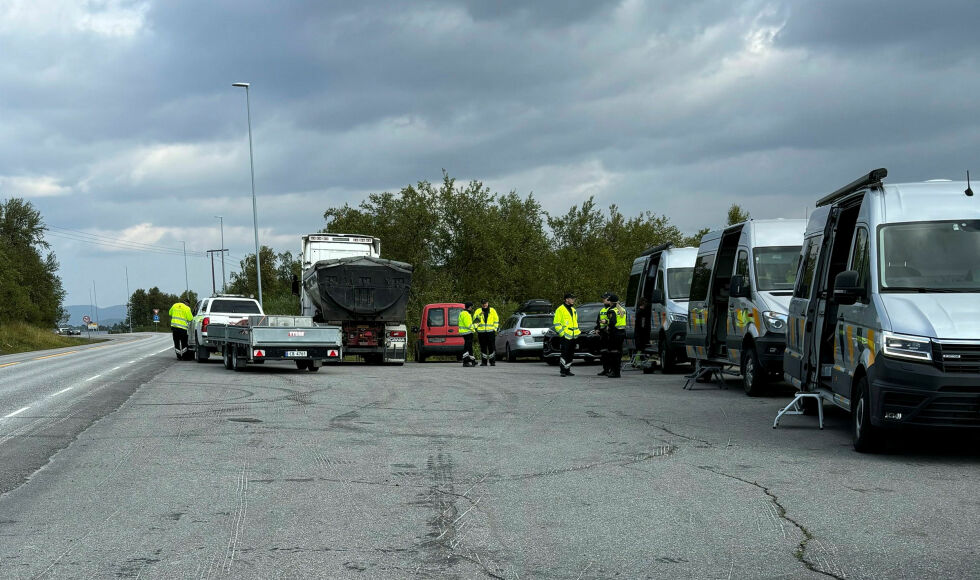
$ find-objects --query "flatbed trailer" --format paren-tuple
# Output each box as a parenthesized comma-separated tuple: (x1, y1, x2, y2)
(207, 315, 343, 372)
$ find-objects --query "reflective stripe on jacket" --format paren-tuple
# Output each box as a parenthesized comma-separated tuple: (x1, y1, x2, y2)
(169, 302, 193, 330)
(457, 310, 474, 335)
(611, 305, 627, 329)
(474, 307, 499, 332)
(553, 305, 580, 339)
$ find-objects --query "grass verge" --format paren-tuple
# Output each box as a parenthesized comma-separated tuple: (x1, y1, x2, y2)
(0, 322, 106, 355)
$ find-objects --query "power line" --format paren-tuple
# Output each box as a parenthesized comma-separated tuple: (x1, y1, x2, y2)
(46, 228, 207, 257)
(47, 225, 207, 255)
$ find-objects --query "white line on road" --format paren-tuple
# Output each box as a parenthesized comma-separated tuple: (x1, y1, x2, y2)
(112, 366, 121, 371)
(86, 374, 101, 381)
(50, 387, 74, 397)
(3, 406, 31, 419)
(128, 361, 136, 364)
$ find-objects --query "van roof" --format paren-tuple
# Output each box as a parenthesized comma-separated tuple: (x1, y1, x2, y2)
(697, 219, 806, 252)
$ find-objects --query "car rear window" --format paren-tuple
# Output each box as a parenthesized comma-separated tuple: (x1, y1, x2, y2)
(448, 307, 462, 326)
(209, 299, 262, 314)
(427, 308, 445, 327)
(520, 315, 552, 329)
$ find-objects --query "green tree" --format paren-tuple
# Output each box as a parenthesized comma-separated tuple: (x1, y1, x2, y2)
(727, 204, 751, 226)
(0, 197, 65, 327)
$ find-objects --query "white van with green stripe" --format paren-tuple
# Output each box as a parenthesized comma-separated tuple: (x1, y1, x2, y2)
(784, 168, 980, 452)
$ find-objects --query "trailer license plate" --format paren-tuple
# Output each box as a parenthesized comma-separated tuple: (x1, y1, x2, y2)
(285, 351, 307, 357)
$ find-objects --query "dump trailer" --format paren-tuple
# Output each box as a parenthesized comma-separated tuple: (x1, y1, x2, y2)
(298, 233, 414, 364)
(208, 315, 343, 372)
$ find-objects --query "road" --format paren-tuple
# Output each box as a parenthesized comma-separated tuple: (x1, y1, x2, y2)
(0, 343, 977, 579)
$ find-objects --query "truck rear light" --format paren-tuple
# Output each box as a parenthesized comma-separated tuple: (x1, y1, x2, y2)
(515, 329, 531, 336)
(388, 330, 406, 337)
(202, 317, 210, 332)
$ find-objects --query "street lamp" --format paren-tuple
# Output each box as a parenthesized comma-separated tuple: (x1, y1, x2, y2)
(232, 81, 262, 307)
(215, 215, 226, 292)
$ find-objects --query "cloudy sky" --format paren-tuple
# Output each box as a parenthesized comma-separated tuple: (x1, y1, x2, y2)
(1, 0, 978, 308)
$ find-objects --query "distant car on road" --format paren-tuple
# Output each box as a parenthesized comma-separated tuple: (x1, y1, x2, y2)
(542, 302, 634, 364)
(58, 327, 81, 336)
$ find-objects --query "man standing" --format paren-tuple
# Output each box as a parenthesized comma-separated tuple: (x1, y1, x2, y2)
(458, 302, 477, 367)
(552, 293, 581, 377)
(169, 301, 193, 361)
(473, 299, 499, 366)
(596, 292, 612, 376)
(604, 294, 628, 378)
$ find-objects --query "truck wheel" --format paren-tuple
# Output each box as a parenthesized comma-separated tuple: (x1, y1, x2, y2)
(658, 337, 676, 374)
(506, 343, 516, 362)
(222, 347, 232, 370)
(195, 345, 209, 363)
(852, 376, 882, 453)
(741, 346, 767, 396)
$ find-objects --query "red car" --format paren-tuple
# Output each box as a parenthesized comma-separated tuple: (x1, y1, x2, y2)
(412, 303, 465, 362)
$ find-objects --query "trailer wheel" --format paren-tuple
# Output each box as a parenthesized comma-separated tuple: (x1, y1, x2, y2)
(232, 347, 247, 372)
(295, 360, 309, 371)
(307, 362, 320, 372)
(741, 346, 767, 396)
(852, 376, 882, 453)
(222, 347, 232, 370)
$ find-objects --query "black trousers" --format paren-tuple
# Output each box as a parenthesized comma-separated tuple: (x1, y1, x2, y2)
(560, 337, 576, 373)
(171, 327, 188, 354)
(606, 331, 625, 375)
(462, 334, 475, 363)
(477, 332, 495, 360)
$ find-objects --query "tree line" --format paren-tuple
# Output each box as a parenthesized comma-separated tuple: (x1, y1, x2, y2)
(224, 172, 747, 326)
(0, 198, 66, 328)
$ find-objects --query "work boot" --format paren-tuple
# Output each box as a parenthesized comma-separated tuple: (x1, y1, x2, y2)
(481, 359, 488, 367)
(607, 371, 621, 378)
(597, 369, 608, 376)
(490, 359, 495, 367)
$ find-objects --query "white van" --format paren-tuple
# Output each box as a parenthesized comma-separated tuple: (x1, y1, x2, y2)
(686, 219, 806, 394)
(626, 243, 697, 373)
(784, 169, 980, 451)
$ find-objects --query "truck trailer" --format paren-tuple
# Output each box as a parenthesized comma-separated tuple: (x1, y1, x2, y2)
(297, 233, 413, 365)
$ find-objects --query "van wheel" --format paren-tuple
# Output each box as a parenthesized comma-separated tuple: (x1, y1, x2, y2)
(658, 337, 676, 374)
(506, 343, 516, 362)
(741, 346, 767, 396)
(853, 376, 882, 453)
(415, 343, 426, 363)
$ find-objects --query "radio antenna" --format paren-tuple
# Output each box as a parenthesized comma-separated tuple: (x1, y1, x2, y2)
(967, 170, 974, 197)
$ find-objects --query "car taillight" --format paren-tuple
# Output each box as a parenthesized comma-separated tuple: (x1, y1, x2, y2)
(388, 330, 406, 337)
(202, 317, 210, 332)
(515, 329, 531, 336)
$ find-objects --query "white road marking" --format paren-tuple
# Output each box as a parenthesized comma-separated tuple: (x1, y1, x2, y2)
(86, 374, 101, 381)
(128, 361, 136, 364)
(50, 387, 74, 397)
(3, 406, 30, 419)
(112, 366, 121, 371)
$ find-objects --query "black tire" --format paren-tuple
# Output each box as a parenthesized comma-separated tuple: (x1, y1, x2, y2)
(364, 354, 383, 365)
(642, 362, 656, 374)
(232, 347, 247, 372)
(659, 336, 676, 374)
(506, 343, 516, 362)
(415, 343, 426, 363)
(741, 345, 767, 396)
(195, 344, 209, 363)
(295, 360, 309, 370)
(222, 347, 232, 370)
(852, 376, 882, 453)
(307, 362, 320, 372)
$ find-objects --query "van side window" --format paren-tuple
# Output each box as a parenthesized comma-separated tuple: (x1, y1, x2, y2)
(655, 269, 665, 290)
(735, 250, 749, 278)
(690, 254, 715, 301)
(850, 228, 871, 294)
(626, 273, 640, 306)
(795, 240, 820, 298)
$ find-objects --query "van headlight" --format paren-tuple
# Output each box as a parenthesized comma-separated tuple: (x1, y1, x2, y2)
(667, 312, 688, 325)
(882, 331, 932, 362)
(762, 311, 787, 333)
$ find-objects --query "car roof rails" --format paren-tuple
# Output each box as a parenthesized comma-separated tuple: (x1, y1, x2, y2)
(516, 299, 553, 314)
(816, 168, 888, 208)
(638, 242, 674, 257)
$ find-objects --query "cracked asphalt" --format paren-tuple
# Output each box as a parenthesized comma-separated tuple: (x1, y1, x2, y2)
(0, 349, 978, 579)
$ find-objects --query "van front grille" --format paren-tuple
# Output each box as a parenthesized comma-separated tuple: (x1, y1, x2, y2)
(933, 341, 980, 374)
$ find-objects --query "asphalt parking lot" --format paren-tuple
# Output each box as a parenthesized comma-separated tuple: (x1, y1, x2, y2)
(0, 353, 977, 579)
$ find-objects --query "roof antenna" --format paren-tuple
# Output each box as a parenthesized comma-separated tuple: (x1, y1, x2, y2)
(967, 171, 974, 197)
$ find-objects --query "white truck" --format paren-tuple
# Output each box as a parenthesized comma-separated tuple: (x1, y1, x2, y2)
(187, 294, 264, 362)
(295, 234, 414, 365)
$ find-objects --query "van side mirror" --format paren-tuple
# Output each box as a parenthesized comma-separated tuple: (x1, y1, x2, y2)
(411, 326, 420, 333)
(291, 274, 300, 296)
(651, 289, 665, 304)
(730, 275, 751, 298)
(833, 271, 863, 305)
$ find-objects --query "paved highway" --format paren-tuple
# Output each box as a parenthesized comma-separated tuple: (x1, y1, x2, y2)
(0, 347, 977, 579)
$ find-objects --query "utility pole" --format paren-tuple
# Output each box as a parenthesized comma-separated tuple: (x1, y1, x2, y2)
(206, 249, 228, 295)
(182, 241, 189, 294)
(125, 266, 132, 333)
(215, 216, 226, 292)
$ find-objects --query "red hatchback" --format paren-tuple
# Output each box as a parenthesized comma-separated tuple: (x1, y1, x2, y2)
(412, 303, 465, 362)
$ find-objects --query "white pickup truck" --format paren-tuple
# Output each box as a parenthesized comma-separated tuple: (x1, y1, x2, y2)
(187, 295, 264, 362)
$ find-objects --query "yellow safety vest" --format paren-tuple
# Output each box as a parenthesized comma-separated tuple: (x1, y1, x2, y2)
(553, 305, 580, 339)
(457, 310, 474, 335)
(611, 305, 627, 329)
(169, 302, 193, 330)
(597, 306, 609, 330)
(474, 307, 499, 332)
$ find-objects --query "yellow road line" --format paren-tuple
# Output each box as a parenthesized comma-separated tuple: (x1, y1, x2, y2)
(0, 362, 20, 368)
(33, 351, 79, 360)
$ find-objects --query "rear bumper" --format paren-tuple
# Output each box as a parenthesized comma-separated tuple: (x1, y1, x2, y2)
(421, 344, 465, 355)
(869, 355, 980, 429)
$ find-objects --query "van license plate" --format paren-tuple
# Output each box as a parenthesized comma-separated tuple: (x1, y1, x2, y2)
(285, 351, 307, 357)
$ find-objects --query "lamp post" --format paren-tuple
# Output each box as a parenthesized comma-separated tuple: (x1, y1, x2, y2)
(232, 82, 262, 307)
(215, 216, 226, 292)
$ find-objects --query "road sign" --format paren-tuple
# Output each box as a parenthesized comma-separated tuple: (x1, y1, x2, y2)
(82, 315, 91, 324)
(153, 309, 160, 315)
(153, 314, 160, 323)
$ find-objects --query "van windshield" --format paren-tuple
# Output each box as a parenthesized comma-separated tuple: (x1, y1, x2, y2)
(880, 220, 980, 292)
(667, 268, 694, 300)
(753, 246, 801, 291)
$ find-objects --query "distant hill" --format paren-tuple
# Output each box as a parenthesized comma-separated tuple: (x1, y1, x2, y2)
(65, 304, 127, 326)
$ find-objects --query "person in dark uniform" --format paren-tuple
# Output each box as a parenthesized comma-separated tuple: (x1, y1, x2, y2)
(604, 294, 628, 378)
(596, 292, 612, 376)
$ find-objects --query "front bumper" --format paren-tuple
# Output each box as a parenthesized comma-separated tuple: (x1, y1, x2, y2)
(755, 334, 787, 373)
(868, 355, 980, 429)
(665, 321, 688, 359)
